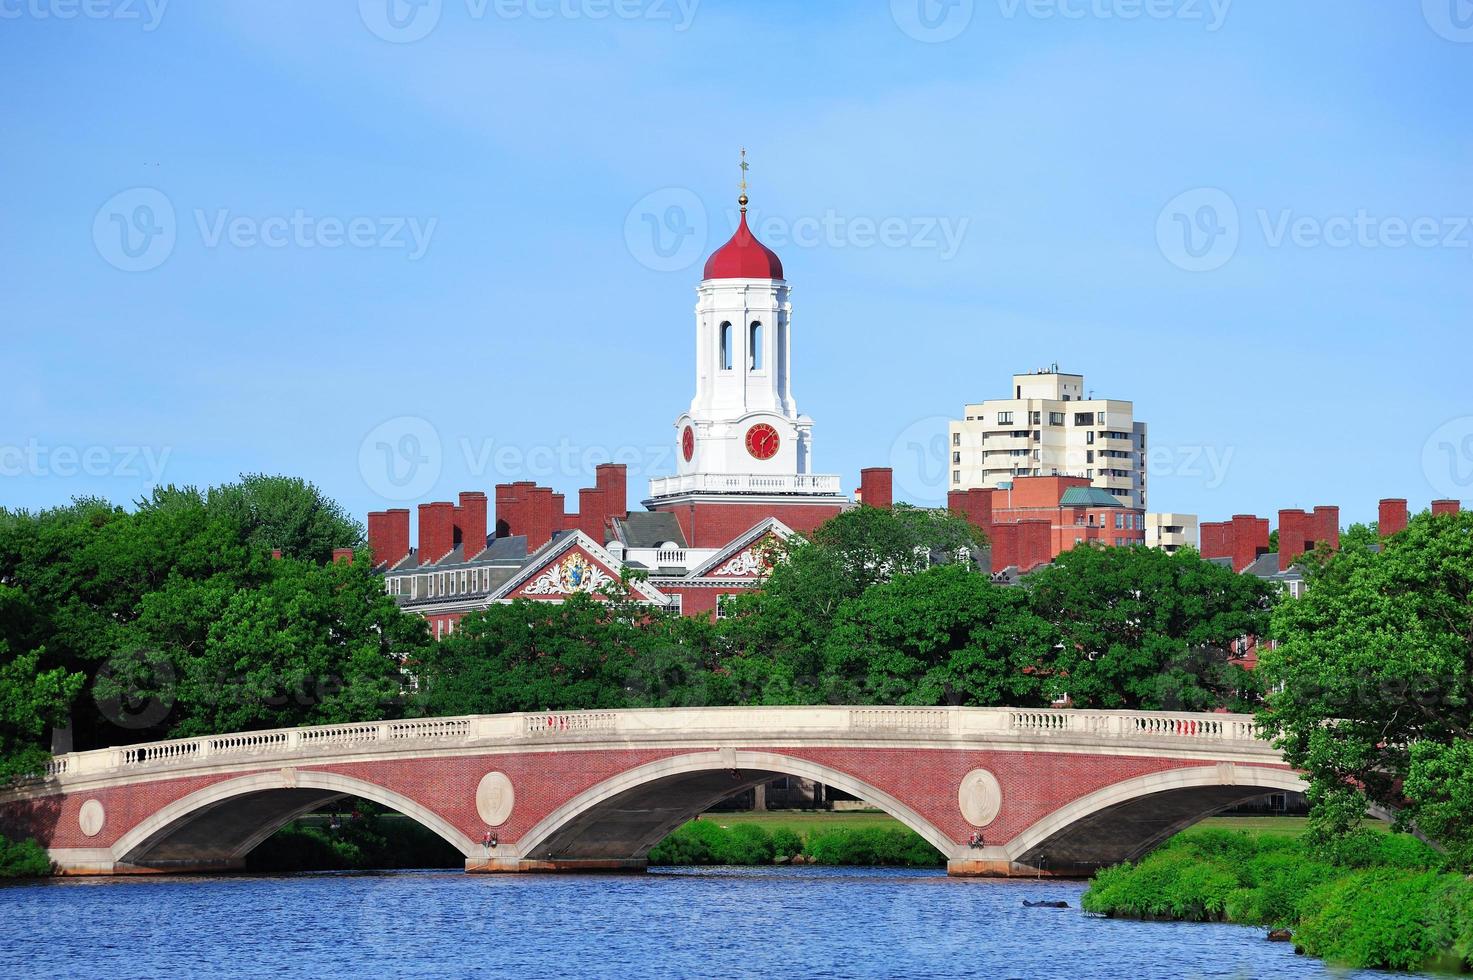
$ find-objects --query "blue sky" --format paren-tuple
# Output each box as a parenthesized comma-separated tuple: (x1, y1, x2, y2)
(4, 0, 1472, 531)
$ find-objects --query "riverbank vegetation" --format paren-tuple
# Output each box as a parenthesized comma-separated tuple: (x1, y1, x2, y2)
(1084, 510, 1473, 972)
(649, 818, 943, 868)
(1083, 825, 1472, 971)
(1258, 510, 1473, 875)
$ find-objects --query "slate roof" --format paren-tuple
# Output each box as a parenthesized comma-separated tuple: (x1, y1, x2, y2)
(613, 512, 687, 549)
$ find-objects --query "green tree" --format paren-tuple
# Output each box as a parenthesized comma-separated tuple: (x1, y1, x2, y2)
(1259, 510, 1473, 868)
(415, 593, 648, 716)
(168, 553, 428, 735)
(207, 474, 362, 561)
(823, 564, 1053, 706)
(719, 505, 986, 702)
(1026, 545, 1273, 710)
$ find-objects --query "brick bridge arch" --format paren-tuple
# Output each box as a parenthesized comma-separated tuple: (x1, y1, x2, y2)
(110, 770, 480, 872)
(512, 750, 956, 870)
(0, 708, 1308, 877)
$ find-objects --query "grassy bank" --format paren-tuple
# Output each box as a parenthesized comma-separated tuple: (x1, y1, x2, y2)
(650, 811, 944, 868)
(1082, 824, 1473, 972)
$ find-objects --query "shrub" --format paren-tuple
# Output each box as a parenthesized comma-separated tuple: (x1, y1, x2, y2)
(769, 828, 803, 860)
(0, 835, 51, 878)
(1294, 870, 1444, 971)
(804, 827, 942, 867)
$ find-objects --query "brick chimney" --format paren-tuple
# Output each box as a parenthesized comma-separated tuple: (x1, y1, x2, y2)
(418, 501, 456, 565)
(578, 487, 608, 542)
(1432, 499, 1462, 517)
(525, 486, 555, 552)
(1311, 506, 1340, 553)
(1378, 498, 1409, 537)
(1231, 514, 1269, 573)
(859, 468, 894, 509)
(367, 509, 411, 568)
(1278, 509, 1312, 572)
(596, 463, 628, 521)
(948, 488, 993, 534)
(457, 492, 488, 561)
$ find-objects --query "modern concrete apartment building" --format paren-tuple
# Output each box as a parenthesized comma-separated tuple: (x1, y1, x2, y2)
(1145, 513, 1200, 554)
(949, 367, 1149, 510)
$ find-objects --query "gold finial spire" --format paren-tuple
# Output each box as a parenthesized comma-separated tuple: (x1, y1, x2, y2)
(738, 147, 750, 211)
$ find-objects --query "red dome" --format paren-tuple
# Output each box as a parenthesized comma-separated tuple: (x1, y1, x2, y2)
(702, 210, 784, 281)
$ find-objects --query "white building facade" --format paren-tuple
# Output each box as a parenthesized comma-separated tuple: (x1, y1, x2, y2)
(948, 367, 1149, 510)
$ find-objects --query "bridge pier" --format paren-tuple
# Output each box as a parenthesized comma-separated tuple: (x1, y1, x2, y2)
(48, 849, 247, 876)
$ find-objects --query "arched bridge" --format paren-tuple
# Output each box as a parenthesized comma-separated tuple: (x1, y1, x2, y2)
(0, 706, 1302, 877)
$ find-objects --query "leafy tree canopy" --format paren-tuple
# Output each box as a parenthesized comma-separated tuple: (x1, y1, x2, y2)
(1259, 510, 1473, 869)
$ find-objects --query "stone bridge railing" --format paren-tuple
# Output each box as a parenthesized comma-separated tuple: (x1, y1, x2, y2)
(28, 706, 1270, 788)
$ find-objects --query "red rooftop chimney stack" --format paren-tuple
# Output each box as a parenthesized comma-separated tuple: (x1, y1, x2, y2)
(859, 468, 894, 510)
(1379, 498, 1409, 537)
(458, 492, 488, 561)
(418, 502, 456, 565)
(596, 464, 628, 521)
(367, 509, 411, 569)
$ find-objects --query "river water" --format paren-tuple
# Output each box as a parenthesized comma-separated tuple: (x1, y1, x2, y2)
(0, 866, 1419, 978)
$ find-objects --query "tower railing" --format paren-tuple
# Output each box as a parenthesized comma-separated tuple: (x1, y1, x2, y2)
(647, 473, 843, 498)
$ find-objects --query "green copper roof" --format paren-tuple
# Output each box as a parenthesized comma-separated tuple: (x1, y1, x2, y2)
(1059, 487, 1127, 507)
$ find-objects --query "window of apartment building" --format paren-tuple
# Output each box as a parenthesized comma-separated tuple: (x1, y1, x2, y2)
(1049, 412, 1065, 425)
(997, 411, 1013, 425)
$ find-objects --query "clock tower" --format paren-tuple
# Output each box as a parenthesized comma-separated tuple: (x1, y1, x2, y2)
(646, 155, 848, 547)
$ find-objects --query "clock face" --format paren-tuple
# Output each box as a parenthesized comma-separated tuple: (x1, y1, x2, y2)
(745, 423, 780, 461)
(681, 425, 695, 462)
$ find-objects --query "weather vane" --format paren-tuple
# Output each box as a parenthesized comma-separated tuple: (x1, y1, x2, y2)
(739, 147, 750, 211)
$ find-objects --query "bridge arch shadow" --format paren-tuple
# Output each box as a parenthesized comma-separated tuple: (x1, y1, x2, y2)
(1001, 765, 1310, 875)
(508, 750, 956, 870)
(111, 770, 478, 873)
